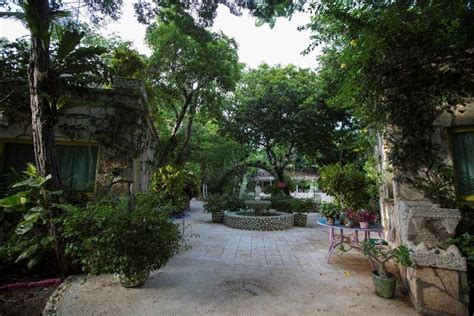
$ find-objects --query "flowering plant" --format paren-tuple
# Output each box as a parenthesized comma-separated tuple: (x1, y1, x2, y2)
(346, 210, 359, 221)
(357, 210, 377, 223)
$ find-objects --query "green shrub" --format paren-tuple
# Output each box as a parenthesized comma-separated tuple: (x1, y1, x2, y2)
(0, 164, 74, 270)
(62, 197, 181, 277)
(150, 165, 198, 215)
(268, 195, 293, 212)
(319, 163, 372, 209)
(289, 198, 317, 214)
(319, 202, 340, 218)
(204, 194, 245, 213)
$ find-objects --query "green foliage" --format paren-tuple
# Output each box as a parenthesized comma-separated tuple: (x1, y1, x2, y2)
(203, 194, 246, 213)
(319, 202, 340, 218)
(186, 122, 251, 195)
(268, 195, 293, 212)
(319, 163, 373, 210)
(225, 64, 354, 175)
(397, 161, 457, 208)
(62, 197, 181, 277)
(150, 165, 198, 215)
(0, 164, 74, 269)
(289, 198, 317, 214)
(452, 233, 474, 266)
(360, 241, 413, 278)
(146, 8, 242, 167)
(306, 0, 473, 205)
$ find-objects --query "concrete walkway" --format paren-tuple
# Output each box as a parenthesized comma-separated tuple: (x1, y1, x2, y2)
(57, 200, 416, 315)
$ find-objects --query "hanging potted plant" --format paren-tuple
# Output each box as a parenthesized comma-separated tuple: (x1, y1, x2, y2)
(360, 241, 413, 298)
(319, 202, 340, 225)
(357, 210, 377, 229)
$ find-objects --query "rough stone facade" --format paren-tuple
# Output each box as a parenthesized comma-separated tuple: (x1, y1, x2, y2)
(224, 211, 294, 231)
(377, 100, 473, 315)
(0, 77, 157, 196)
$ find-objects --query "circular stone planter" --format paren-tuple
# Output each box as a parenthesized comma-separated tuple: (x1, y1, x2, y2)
(224, 211, 294, 231)
(115, 270, 150, 288)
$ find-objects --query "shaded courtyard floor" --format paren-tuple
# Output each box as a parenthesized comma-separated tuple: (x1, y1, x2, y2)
(57, 200, 416, 315)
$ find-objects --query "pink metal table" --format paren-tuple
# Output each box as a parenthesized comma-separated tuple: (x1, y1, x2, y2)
(317, 219, 384, 264)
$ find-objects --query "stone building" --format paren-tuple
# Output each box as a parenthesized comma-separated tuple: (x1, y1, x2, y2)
(0, 77, 158, 196)
(378, 100, 473, 315)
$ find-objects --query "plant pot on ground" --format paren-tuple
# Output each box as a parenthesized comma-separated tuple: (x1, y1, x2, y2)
(319, 202, 340, 225)
(204, 194, 246, 223)
(290, 198, 316, 227)
(62, 193, 182, 288)
(360, 241, 413, 299)
(294, 213, 308, 226)
(211, 211, 224, 223)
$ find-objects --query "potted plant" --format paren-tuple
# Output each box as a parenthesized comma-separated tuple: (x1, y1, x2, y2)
(204, 194, 245, 223)
(290, 198, 315, 227)
(360, 241, 413, 298)
(357, 210, 377, 229)
(63, 195, 182, 288)
(319, 202, 340, 225)
(340, 210, 358, 227)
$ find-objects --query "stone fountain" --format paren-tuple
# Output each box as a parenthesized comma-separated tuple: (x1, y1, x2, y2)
(224, 185, 293, 231)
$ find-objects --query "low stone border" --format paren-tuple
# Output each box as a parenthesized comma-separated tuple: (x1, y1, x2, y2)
(43, 276, 76, 316)
(224, 211, 294, 231)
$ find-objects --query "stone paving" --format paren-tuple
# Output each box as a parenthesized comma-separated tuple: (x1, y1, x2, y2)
(57, 200, 417, 315)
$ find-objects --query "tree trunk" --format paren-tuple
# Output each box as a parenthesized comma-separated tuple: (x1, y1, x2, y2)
(27, 0, 73, 275)
(27, 0, 62, 190)
(175, 102, 197, 166)
(157, 94, 193, 166)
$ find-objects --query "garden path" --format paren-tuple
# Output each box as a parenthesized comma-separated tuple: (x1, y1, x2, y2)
(56, 200, 416, 315)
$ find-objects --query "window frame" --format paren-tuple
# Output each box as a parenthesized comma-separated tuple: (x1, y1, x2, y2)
(0, 138, 100, 193)
(448, 126, 474, 202)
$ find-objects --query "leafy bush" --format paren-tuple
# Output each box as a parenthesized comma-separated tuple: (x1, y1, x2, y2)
(319, 202, 340, 218)
(289, 198, 317, 214)
(204, 194, 245, 213)
(62, 197, 181, 277)
(360, 241, 413, 278)
(268, 195, 293, 212)
(319, 163, 372, 209)
(0, 164, 74, 270)
(150, 165, 198, 215)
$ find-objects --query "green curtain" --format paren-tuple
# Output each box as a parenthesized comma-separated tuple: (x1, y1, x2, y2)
(57, 145, 98, 192)
(452, 131, 474, 196)
(1, 143, 98, 192)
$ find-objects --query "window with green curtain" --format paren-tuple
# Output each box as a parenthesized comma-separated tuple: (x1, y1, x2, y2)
(1, 142, 98, 192)
(451, 130, 474, 199)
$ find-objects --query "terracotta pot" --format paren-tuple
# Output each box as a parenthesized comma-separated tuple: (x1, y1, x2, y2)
(359, 221, 369, 229)
(326, 216, 335, 225)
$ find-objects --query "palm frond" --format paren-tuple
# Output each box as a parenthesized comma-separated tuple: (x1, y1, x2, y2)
(0, 11, 27, 27)
(57, 29, 84, 60)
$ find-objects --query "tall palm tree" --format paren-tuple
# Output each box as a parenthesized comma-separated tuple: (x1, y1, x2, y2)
(1, 1, 70, 189)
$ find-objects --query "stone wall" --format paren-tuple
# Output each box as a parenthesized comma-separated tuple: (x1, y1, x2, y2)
(377, 100, 473, 315)
(224, 212, 294, 231)
(0, 78, 157, 195)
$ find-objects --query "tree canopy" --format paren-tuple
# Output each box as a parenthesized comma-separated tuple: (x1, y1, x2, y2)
(146, 8, 242, 166)
(223, 64, 355, 193)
